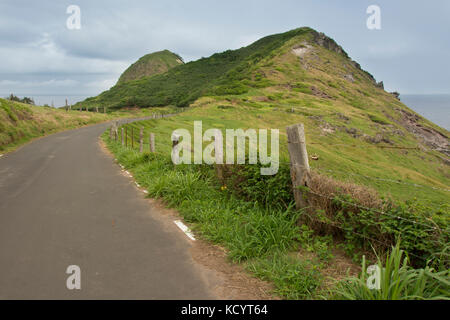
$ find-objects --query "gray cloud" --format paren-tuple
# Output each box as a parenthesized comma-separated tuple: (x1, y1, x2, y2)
(0, 0, 449, 105)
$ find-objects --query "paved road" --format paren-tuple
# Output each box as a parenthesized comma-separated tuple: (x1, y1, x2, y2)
(0, 123, 215, 299)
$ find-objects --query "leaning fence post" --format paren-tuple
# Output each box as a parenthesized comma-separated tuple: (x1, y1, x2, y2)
(121, 128, 124, 146)
(150, 133, 155, 153)
(139, 127, 144, 153)
(286, 123, 311, 210)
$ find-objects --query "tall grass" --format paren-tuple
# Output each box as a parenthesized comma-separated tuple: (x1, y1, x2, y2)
(333, 244, 450, 300)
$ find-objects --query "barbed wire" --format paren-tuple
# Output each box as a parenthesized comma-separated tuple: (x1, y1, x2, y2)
(314, 167, 450, 193)
(249, 160, 450, 193)
(300, 210, 442, 264)
(309, 142, 421, 150)
(304, 188, 447, 235)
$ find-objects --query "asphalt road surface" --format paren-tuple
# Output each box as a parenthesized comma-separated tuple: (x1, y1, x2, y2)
(0, 122, 216, 299)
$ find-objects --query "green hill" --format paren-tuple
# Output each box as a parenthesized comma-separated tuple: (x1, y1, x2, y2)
(99, 27, 449, 296)
(78, 26, 449, 204)
(77, 27, 382, 110)
(116, 49, 184, 85)
(0, 98, 111, 153)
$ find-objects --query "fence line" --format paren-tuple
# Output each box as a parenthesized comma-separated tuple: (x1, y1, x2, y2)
(305, 189, 444, 233)
(107, 119, 448, 263)
(300, 209, 436, 264)
(315, 167, 450, 193)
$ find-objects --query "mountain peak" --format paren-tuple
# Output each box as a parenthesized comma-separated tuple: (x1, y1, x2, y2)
(117, 50, 184, 85)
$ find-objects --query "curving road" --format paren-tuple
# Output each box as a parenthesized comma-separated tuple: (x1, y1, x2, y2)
(0, 122, 215, 299)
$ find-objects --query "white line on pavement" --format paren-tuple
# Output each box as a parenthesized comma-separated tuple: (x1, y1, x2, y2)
(174, 220, 196, 241)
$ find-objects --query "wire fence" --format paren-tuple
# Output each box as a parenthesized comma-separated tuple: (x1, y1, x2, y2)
(111, 114, 449, 263)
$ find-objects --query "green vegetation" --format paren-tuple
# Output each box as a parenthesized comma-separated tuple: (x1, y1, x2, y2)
(75, 28, 322, 110)
(103, 128, 449, 299)
(117, 50, 184, 85)
(103, 137, 330, 299)
(333, 244, 449, 300)
(91, 26, 450, 299)
(0, 98, 107, 153)
(0, 98, 175, 153)
(5, 94, 35, 105)
(247, 253, 322, 299)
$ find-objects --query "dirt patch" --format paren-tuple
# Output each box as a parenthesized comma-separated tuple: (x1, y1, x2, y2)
(311, 86, 333, 99)
(292, 43, 313, 58)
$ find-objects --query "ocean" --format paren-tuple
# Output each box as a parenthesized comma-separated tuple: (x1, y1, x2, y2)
(401, 94, 450, 131)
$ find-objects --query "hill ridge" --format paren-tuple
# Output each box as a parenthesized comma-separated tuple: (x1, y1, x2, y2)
(117, 49, 184, 85)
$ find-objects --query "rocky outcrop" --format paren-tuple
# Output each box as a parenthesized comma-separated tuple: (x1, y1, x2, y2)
(396, 109, 449, 155)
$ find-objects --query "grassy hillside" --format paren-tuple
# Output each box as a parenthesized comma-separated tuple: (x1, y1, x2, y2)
(90, 27, 448, 205)
(0, 98, 176, 153)
(97, 27, 449, 299)
(0, 99, 111, 153)
(117, 50, 183, 85)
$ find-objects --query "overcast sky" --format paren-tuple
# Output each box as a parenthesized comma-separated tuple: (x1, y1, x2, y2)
(1, 0, 449, 106)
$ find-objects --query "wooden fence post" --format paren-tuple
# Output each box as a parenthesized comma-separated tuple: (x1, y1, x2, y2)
(286, 123, 311, 210)
(150, 133, 155, 153)
(109, 125, 113, 139)
(131, 127, 134, 149)
(65, 99, 68, 112)
(139, 127, 143, 153)
(125, 127, 128, 147)
(121, 128, 124, 146)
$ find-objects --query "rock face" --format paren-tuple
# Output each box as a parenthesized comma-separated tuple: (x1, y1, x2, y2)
(117, 50, 184, 85)
(312, 32, 347, 56)
(391, 92, 401, 100)
(376, 81, 384, 89)
(396, 109, 449, 155)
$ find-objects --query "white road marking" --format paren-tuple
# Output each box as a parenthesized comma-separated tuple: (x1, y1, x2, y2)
(124, 170, 132, 177)
(174, 220, 196, 241)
